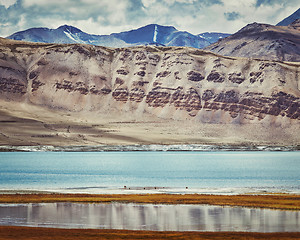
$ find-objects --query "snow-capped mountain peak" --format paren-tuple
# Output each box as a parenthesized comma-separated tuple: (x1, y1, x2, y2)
(60, 25, 86, 44)
(57, 25, 82, 33)
(7, 23, 228, 49)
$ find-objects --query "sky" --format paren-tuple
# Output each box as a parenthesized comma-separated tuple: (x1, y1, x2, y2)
(0, 0, 299, 37)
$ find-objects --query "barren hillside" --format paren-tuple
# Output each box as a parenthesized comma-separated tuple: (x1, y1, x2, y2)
(0, 38, 299, 146)
(205, 20, 300, 62)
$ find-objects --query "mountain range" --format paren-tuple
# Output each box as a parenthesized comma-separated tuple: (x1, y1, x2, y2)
(6, 8, 300, 63)
(0, 37, 299, 146)
(7, 24, 230, 49)
(0, 9, 299, 147)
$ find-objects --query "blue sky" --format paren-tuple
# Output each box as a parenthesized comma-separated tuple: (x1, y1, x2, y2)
(0, 0, 299, 37)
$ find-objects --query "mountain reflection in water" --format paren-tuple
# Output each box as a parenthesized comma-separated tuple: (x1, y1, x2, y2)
(0, 203, 299, 232)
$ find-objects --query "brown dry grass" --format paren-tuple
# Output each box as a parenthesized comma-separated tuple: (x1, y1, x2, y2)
(0, 226, 300, 240)
(0, 193, 299, 210)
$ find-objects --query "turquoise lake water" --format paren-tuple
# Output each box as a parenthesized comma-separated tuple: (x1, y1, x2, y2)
(0, 152, 299, 193)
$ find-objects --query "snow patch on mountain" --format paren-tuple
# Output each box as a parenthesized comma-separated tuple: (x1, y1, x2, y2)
(198, 32, 231, 44)
(63, 30, 85, 44)
(153, 25, 158, 43)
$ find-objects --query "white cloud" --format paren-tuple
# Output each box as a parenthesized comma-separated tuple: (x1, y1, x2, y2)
(273, 4, 300, 23)
(105, 1, 128, 24)
(193, 0, 300, 34)
(23, 0, 71, 7)
(16, 14, 26, 29)
(171, 0, 196, 3)
(1, 0, 300, 38)
(139, 1, 171, 25)
(0, 0, 16, 8)
(32, 16, 131, 35)
(96, 24, 137, 35)
(0, 13, 26, 37)
(160, 0, 198, 5)
(73, 18, 109, 35)
(142, 0, 156, 7)
(221, 0, 256, 9)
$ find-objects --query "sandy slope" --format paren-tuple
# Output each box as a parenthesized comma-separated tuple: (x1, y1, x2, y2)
(0, 100, 299, 146)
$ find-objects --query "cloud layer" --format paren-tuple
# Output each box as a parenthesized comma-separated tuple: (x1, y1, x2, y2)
(0, 0, 299, 37)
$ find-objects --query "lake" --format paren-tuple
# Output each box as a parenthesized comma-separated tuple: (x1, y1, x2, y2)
(0, 202, 299, 232)
(0, 151, 299, 194)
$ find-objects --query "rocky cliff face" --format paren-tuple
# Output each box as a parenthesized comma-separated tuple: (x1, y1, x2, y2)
(0, 38, 299, 126)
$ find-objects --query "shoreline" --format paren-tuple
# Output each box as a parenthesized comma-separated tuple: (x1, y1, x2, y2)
(0, 227, 299, 240)
(0, 193, 299, 210)
(0, 144, 299, 152)
(1, 186, 300, 196)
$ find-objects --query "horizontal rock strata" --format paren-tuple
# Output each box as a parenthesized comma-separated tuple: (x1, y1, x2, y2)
(0, 38, 299, 124)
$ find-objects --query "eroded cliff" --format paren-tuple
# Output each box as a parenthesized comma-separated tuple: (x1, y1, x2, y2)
(0, 38, 299, 145)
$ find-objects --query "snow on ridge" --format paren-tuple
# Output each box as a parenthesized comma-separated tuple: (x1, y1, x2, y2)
(64, 29, 85, 44)
(64, 30, 77, 43)
(153, 25, 158, 43)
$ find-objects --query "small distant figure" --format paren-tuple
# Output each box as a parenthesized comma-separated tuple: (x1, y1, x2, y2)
(186, 187, 188, 189)
(124, 186, 127, 189)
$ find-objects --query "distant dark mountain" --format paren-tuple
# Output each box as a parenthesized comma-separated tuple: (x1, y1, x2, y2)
(204, 21, 300, 62)
(111, 24, 211, 48)
(277, 8, 300, 26)
(7, 25, 128, 48)
(112, 24, 175, 45)
(198, 32, 230, 44)
(7, 24, 228, 49)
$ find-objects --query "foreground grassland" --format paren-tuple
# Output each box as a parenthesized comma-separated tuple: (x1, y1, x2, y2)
(0, 226, 300, 240)
(0, 193, 299, 210)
